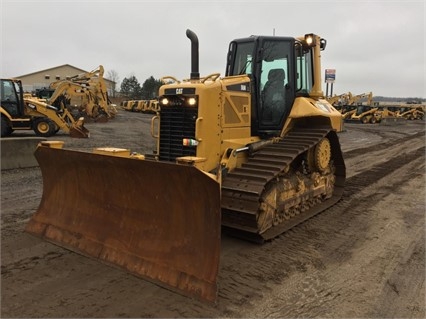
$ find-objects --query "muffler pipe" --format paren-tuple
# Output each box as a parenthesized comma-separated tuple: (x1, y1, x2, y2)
(186, 29, 200, 80)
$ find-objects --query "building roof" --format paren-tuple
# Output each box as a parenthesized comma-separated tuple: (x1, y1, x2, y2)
(15, 64, 88, 78)
(15, 64, 115, 85)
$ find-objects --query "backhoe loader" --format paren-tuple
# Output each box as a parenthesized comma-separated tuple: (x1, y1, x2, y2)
(48, 65, 118, 122)
(26, 30, 346, 303)
(398, 105, 424, 120)
(326, 92, 350, 111)
(1, 78, 89, 138)
(345, 104, 379, 123)
(374, 106, 406, 125)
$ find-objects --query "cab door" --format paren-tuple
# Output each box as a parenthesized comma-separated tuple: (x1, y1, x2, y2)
(256, 38, 295, 135)
(1, 80, 22, 118)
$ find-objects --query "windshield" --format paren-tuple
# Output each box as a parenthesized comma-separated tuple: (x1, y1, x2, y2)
(1, 80, 18, 103)
(227, 37, 296, 134)
(228, 41, 254, 76)
(296, 42, 313, 95)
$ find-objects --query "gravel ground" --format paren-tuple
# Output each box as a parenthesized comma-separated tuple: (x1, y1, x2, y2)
(1, 111, 425, 318)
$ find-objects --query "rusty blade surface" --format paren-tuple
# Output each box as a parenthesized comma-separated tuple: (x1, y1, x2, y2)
(26, 146, 221, 302)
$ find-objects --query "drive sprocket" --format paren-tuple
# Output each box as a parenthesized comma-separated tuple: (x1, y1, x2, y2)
(314, 138, 331, 173)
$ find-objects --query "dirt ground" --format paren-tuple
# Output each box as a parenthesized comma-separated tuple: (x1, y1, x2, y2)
(1, 110, 425, 318)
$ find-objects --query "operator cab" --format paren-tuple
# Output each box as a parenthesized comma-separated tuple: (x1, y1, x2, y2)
(226, 35, 315, 137)
(1, 79, 24, 118)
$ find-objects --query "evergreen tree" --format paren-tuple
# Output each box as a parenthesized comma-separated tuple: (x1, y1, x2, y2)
(120, 75, 142, 99)
(140, 76, 163, 99)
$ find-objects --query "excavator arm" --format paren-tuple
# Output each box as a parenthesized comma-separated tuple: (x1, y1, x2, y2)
(49, 65, 117, 120)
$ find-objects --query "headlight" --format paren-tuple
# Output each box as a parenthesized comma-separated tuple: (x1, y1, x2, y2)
(187, 97, 197, 106)
(304, 33, 316, 47)
(159, 96, 198, 107)
(160, 97, 169, 106)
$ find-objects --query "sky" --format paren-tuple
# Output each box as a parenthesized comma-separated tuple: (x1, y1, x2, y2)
(1, 0, 425, 98)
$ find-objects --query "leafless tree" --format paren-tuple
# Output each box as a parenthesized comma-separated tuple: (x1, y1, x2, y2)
(106, 69, 120, 97)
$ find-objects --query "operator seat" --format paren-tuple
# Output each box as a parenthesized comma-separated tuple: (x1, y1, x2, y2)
(262, 68, 286, 123)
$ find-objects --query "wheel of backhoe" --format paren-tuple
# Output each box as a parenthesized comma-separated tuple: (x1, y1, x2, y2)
(314, 138, 331, 173)
(370, 116, 377, 124)
(1, 116, 13, 137)
(33, 117, 56, 137)
(361, 116, 369, 124)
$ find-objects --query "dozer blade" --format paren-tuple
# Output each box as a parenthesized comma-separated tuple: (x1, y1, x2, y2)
(25, 145, 221, 302)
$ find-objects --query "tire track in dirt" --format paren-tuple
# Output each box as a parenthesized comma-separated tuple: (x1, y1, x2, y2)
(343, 130, 424, 160)
(212, 142, 424, 317)
(1, 118, 424, 317)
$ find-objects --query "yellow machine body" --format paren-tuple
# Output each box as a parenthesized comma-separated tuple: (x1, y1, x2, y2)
(48, 65, 117, 121)
(26, 30, 346, 303)
(1, 78, 89, 138)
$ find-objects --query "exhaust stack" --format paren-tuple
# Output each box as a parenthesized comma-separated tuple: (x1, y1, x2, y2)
(186, 29, 200, 80)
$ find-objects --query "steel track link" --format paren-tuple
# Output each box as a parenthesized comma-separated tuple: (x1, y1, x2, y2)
(221, 127, 346, 243)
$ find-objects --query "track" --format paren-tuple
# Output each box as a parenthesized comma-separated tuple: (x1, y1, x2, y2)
(221, 127, 345, 242)
(1, 115, 424, 318)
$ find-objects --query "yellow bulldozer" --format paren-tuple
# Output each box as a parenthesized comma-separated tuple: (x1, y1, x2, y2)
(26, 30, 346, 303)
(1, 78, 89, 138)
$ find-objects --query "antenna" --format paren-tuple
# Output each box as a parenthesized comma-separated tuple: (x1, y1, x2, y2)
(273, 28, 275, 36)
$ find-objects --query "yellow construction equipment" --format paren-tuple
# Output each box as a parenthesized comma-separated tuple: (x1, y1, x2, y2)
(1, 78, 89, 138)
(344, 92, 380, 123)
(397, 105, 424, 120)
(121, 99, 160, 113)
(121, 100, 138, 111)
(26, 30, 346, 302)
(326, 92, 351, 111)
(373, 106, 406, 125)
(48, 65, 117, 122)
(345, 104, 378, 123)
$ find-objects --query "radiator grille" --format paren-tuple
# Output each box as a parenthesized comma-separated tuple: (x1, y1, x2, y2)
(159, 106, 198, 161)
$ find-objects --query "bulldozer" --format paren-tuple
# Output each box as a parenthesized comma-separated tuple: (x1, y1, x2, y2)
(1, 78, 89, 138)
(25, 30, 346, 303)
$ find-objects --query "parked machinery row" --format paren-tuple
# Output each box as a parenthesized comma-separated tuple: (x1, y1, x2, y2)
(327, 92, 424, 124)
(121, 99, 160, 113)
